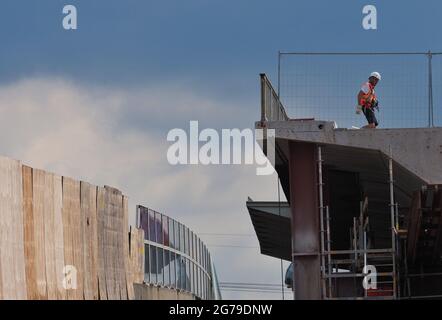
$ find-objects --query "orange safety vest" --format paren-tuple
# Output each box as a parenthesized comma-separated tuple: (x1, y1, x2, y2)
(360, 82, 377, 109)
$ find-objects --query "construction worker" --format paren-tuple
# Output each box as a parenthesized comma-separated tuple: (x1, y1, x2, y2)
(356, 72, 381, 129)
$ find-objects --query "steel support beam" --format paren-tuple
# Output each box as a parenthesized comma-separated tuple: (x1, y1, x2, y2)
(288, 141, 321, 299)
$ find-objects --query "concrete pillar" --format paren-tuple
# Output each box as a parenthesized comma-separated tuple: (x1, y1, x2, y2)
(288, 141, 321, 300)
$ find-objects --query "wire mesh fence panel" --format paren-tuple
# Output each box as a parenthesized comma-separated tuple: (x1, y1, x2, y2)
(278, 53, 438, 129)
(432, 54, 442, 127)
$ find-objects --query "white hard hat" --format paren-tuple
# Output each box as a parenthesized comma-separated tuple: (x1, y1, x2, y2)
(370, 72, 381, 80)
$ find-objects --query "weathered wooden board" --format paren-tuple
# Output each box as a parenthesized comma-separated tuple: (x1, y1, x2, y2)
(53, 174, 65, 300)
(42, 171, 57, 300)
(129, 227, 145, 288)
(0, 157, 13, 299)
(103, 186, 114, 299)
(0, 157, 26, 299)
(12, 159, 27, 299)
(96, 186, 108, 300)
(62, 177, 83, 299)
(0, 158, 3, 300)
(115, 190, 124, 299)
(104, 186, 119, 300)
(0, 158, 27, 299)
(101, 186, 128, 300)
(81, 182, 99, 300)
(32, 168, 48, 299)
(23, 166, 37, 299)
(124, 197, 134, 300)
(118, 194, 128, 300)
(70, 178, 84, 300)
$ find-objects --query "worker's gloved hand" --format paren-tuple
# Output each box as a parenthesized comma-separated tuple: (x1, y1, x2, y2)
(372, 100, 379, 111)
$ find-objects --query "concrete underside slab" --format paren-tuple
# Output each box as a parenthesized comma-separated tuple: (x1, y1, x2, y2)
(258, 120, 442, 185)
(252, 119, 442, 261)
(257, 120, 442, 216)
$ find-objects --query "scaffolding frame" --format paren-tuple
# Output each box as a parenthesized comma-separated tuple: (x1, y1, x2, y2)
(317, 145, 399, 299)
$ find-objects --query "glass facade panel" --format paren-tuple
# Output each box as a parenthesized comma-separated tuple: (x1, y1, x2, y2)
(155, 212, 162, 244)
(201, 270, 204, 298)
(183, 226, 187, 255)
(202, 273, 205, 300)
(138, 205, 217, 299)
(187, 229, 191, 256)
(148, 209, 156, 242)
(195, 235, 198, 261)
(164, 249, 170, 286)
(144, 244, 150, 283)
(170, 252, 176, 288)
(189, 231, 194, 259)
(179, 224, 184, 253)
(157, 248, 164, 285)
(186, 259, 191, 292)
(202, 246, 205, 270)
(176, 254, 182, 289)
(139, 207, 149, 240)
(190, 262, 194, 293)
(180, 255, 186, 290)
(204, 246, 208, 270)
(163, 215, 169, 246)
(195, 238, 199, 264)
(149, 246, 157, 284)
(168, 218, 174, 249)
(199, 268, 202, 298)
(198, 239, 201, 264)
(174, 220, 180, 251)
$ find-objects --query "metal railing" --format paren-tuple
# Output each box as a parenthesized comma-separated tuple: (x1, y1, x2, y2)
(260, 73, 289, 122)
(277, 51, 442, 128)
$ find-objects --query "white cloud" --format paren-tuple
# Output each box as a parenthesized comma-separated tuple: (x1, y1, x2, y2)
(0, 77, 290, 300)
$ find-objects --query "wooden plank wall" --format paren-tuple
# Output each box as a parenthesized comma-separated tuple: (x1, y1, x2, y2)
(53, 175, 65, 300)
(23, 166, 37, 299)
(104, 186, 120, 300)
(81, 182, 99, 300)
(12, 158, 27, 299)
(62, 177, 76, 299)
(32, 169, 48, 299)
(96, 186, 108, 300)
(62, 177, 84, 300)
(124, 197, 135, 300)
(0, 156, 139, 300)
(43, 171, 57, 299)
(0, 156, 27, 299)
(130, 226, 145, 285)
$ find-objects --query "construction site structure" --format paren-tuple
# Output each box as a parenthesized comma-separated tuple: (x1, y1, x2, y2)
(247, 74, 442, 300)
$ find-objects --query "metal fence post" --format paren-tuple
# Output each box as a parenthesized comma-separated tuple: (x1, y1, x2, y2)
(428, 50, 434, 127)
(278, 51, 281, 98)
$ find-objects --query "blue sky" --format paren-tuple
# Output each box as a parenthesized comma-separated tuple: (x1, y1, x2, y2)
(1, 0, 441, 300)
(2, 0, 441, 87)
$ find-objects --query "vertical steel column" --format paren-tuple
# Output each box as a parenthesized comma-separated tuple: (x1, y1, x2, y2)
(388, 146, 397, 299)
(288, 141, 321, 300)
(277, 177, 285, 300)
(317, 146, 326, 298)
(326, 206, 332, 298)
